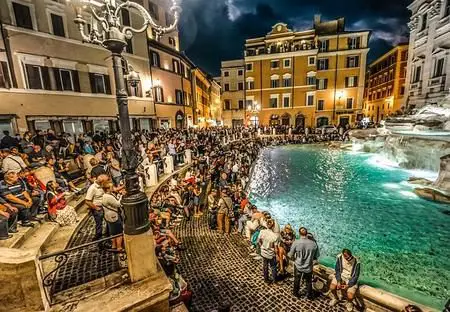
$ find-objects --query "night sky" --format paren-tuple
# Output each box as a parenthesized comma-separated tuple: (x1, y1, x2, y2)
(177, 0, 411, 76)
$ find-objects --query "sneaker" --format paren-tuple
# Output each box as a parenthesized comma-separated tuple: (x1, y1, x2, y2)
(253, 255, 263, 260)
(21, 222, 35, 228)
(345, 301, 353, 312)
(329, 299, 339, 307)
(249, 252, 258, 257)
(0, 235, 13, 240)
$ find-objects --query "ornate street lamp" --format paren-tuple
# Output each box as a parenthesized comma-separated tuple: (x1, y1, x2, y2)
(70, 0, 181, 236)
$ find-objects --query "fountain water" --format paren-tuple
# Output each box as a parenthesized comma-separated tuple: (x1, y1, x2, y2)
(350, 90, 450, 202)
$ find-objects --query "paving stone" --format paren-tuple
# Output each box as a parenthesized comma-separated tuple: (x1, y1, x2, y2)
(174, 215, 349, 312)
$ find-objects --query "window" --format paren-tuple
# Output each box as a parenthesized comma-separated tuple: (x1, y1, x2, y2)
(238, 69, 243, 76)
(224, 83, 230, 91)
(55, 69, 79, 91)
(387, 87, 392, 96)
(445, 0, 450, 16)
(238, 82, 244, 91)
(238, 100, 244, 110)
(348, 37, 360, 49)
(168, 37, 176, 48)
(13, 2, 33, 29)
(125, 38, 133, 54)
(346, 56, 360, 68)
(154, 86, 164, 102)
(283, 77, 292, 87)
(271, 77, 280, 88)
(346, 98, 353, 109)
(345, 76, 358, 88)
(317, 58, 329, 70)
(224, 100, 231, 110)
(306, 93, 314, 106)
(283, 59, 291, 68)
(172, 59, 180, 74)
(246, 63, 253, 71)
(175, 89, 183, 104)
(121, 8, 131, 26)
(306, 76, 316, 86)
(401, 51, 408, 61)
(24, 64, 50, 90)
(319, 40, 329, 52)
(151, 51, 160, 67)
(283, 95, 290, 108)
(0, 62, 11, 88)
(270, 96, 278, 108)
(224, 71, 229, 77)
(308, 56, 316, 66)
(317, 78, 328, 90)
(317, 100, 324, 111)
(420, 13, 427, 31)
(434, 58, 445, 77)
(271, 60, 280, 69)
(50, 14, 65, 37)
(89, 73, 111, 94)
(400, 86, 405, 95)
(413, 65, 422, 83)
(148, 1, 159, 20)
(246, 80, 255, 90)
(127, 80, 142, 97)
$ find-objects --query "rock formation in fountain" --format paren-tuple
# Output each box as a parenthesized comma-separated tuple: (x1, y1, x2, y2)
(384, 91, 450, 132)
(413, 154, 450, 204)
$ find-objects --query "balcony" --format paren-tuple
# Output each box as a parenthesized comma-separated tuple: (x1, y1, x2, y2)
(410, 81, 422, 90)
(428, 75, 446, 93)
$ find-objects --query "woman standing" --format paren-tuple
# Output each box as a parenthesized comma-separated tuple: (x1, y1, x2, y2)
(102, 182, 124, 251)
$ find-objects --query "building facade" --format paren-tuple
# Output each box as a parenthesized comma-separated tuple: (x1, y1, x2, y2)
(405, 0, 450, 109)
(218, 59, 246, 128)
(243, 16, 370, 129)
(363, 44, 409, 123)
(0, 0, 212, 135)
(192, 68, 212, 128)
(210, 79, 222, 126)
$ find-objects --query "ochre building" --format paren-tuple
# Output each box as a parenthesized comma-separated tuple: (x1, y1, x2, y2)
(234, 16, 370, 128)
(363, 44, 409, 123)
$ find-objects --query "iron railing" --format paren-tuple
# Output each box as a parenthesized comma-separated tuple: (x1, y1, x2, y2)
(38, 234, 127, 304)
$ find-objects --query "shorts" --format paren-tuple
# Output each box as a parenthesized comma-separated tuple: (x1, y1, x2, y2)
(107, 220, 123, 236)
(331, 277, 358, 295)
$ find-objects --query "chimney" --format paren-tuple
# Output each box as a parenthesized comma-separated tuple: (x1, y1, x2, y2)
(314, 14, 321, 26)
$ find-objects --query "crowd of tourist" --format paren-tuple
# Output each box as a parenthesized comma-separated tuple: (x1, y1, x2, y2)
(0, 126, 427, 312)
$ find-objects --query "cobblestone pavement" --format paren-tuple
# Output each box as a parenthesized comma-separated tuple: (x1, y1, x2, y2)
(52, 216, 121, 294)
(174, 215, 347, 312)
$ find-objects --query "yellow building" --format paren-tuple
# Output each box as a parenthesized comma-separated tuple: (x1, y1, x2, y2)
(210, 79, 222, 125)
(192, 68, 213, 128)
(0, 0, 197, 134)
(217, 59, 246, 128)
(363, 44, 408, 123)
(243, 16, 370, 128)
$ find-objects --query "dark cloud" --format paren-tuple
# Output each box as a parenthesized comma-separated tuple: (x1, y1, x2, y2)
(178, 0, 411, 75)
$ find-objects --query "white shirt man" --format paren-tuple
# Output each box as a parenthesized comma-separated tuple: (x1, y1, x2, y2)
(2, 152, 27, 173)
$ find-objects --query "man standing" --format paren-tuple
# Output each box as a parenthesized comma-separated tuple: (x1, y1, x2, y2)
(259, 219, 279, 284)
(288, 227, 319, 300)
(217, 188, 233, 234)
(85, 174, 108, 240)
(329, 249, 361, 312)
(207, 189, 218, 230)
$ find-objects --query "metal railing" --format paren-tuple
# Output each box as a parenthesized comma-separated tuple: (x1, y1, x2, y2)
(38, 234, 126, 304)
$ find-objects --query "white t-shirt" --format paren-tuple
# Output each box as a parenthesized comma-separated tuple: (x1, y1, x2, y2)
(259, 229, 280, 259)
(85, 182, 104, 207)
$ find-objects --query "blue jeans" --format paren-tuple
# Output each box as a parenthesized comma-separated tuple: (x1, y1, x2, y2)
(90, 209, 104, 240)
(263, 256, 277, 282)
(238, 215, 248, 234)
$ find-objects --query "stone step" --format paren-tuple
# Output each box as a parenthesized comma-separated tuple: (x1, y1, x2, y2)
(170, 303, 189, 312)
(0, 219, 43, 249)
(19, 222, 59, 252)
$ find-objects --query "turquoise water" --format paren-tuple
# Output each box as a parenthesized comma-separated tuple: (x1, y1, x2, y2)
(248, 145, 450, 309)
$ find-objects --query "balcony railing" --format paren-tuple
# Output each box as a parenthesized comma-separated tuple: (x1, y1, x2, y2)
(428, 75, 446, 87)
(410, 81, 422, 90)
(245, 42, 317, 57)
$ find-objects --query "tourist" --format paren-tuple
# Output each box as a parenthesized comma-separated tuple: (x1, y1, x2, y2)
(217, 188, 233, 234)
(258, 219, 280, 284)
(0, 199, 18, 240)
(329, 249, 361, 311)
(0, 171, 40, 227)
(278, 224, 295, 275)
(193, 183, 202, 217)
(106, 153, 122, 186)
(0, 131, 19, 149)
(102, 182, 123, 251)
(207, 189, 218, 230)
(288, 227, 320, 300)
(245, 205, 263, 239)
(45, 180, 78, 226)
(85, 174, 108, 240)
(1, 147, 27, 173)
(28, 145, 45, 167)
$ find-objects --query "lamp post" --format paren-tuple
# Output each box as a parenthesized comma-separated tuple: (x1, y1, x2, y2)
(71, 0, 181, 237)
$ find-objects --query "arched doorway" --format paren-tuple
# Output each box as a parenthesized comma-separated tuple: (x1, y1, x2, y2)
(281, 113, 291, 126)
(295, 114, 305, 129)
(175, 111, 184, 129)
(316, 117, 329, 128)
(270, 114, 279, 126)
